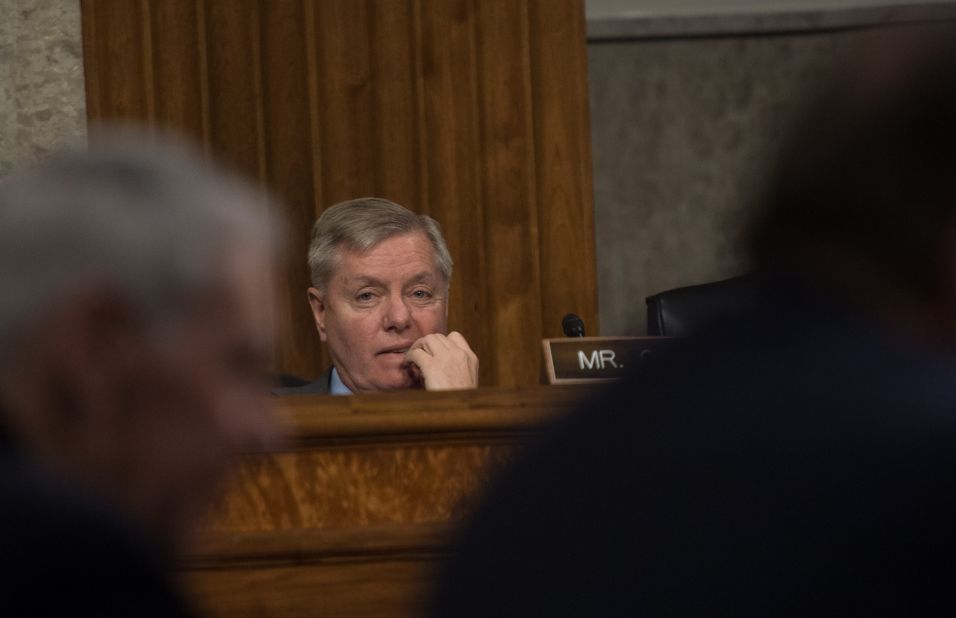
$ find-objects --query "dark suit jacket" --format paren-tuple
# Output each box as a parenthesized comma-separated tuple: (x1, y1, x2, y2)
(431, 278, 956, 616)
(0, 419, 193, 616)
(272, 366, 334, 396)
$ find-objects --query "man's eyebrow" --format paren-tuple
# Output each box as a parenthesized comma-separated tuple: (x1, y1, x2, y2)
(346, 276, 387, 289)
(405, 272, 439, 285)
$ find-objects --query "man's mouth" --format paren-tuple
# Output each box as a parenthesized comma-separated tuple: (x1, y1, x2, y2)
(377, 343, 413, 356)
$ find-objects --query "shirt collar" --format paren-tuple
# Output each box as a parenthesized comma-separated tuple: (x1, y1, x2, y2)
(329, 367, 353, 396)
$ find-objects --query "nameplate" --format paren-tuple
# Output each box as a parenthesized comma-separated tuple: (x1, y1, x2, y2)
(541, 336, 673, 384)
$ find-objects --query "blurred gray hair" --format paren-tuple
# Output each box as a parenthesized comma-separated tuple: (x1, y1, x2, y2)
(0, 131, 279, 366)
(308, 197, 453, 291)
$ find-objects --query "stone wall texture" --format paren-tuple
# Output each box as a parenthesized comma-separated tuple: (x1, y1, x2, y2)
(589, 31, 862, 334)
(0, 0, 85, 177)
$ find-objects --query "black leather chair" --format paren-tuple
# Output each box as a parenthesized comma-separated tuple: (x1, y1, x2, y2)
(645, 274, 756, 337)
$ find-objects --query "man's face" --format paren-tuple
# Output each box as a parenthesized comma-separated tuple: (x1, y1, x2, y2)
(115, 244, 279, 548)
(308, 231, 449, 392)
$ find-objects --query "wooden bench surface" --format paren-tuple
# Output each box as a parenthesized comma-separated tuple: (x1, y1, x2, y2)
(182, 386, 590, 617)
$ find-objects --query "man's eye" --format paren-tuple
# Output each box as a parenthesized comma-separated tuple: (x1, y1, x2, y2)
(356, 292, 375, 302)
(411, 289, 432, 300)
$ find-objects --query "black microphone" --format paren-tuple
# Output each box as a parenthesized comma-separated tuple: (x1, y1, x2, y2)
(562, 313, 586, 337)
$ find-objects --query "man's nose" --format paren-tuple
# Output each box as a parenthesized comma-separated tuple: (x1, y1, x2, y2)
(383, 294, 412, 331)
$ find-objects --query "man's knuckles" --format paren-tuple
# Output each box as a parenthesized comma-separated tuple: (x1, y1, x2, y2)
(405, 348, 435, 367)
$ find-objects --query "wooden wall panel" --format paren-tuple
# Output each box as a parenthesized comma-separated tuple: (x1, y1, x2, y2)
(203, 0, 265, 183)
(312, 0, 375, 203)
(368, 1, 422, 207)
(82, 1, 148, 122)
(475, 0, 544, 387)
(148, 1, 205, 137)
(259, 0, 325, 378)
(417, 0, 490, 383)
(81, 0, 597, 387)
(529, 0, 600, 337)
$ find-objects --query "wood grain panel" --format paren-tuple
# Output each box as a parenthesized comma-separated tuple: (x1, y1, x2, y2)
(312, 0, 375, 203)
(189, 560, 434, 618)
(530, 0, 600, 338)
(475, 0, 543, 387)
(148, 1, 205, 136)
(185, 524, 446, 618)
(202, 0, 264, 183)
(81, 0, 149, 122)
(200, 386, 577, 530)
(417, 0, 492, 384)
(181, 387, 584, 616)
(208, 385, 581, 531)
(82, 0, 596, 387)
(210, 443, 514, 531)
(368, 1, 421, 209)
(260, 0, 324, 379)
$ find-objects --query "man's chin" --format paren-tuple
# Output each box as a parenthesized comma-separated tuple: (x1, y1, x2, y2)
(375, 367, 422, 391)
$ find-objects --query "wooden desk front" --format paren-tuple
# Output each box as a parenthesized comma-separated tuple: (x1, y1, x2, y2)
(182, 386, 586, 616)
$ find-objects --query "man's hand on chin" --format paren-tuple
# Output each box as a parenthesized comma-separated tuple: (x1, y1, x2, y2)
(403, 331, 479, 391)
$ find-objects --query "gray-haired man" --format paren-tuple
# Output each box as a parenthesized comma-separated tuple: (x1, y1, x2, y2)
(0, 134, 280, 614)
(279, 197, 479, 395)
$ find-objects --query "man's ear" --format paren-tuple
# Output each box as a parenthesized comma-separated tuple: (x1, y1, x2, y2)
(307, 287, 328, 342)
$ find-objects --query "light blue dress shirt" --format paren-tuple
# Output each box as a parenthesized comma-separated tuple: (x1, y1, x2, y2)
(329, 367, 353, 396)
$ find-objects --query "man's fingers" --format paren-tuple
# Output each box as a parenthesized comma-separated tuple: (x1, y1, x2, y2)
(426, 333, 454, 352)
(406, 332, 479, 390)
(413, 332, 474, 353)
(408, 336, 434, 356)
(404, 347, 434, 370)
(411, 333, 452, 355)
(446, 331, 474, 353)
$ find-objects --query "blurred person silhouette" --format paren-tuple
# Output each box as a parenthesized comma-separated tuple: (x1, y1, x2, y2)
(431, 22, 956, 617)
(0, 133, 280, 615)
